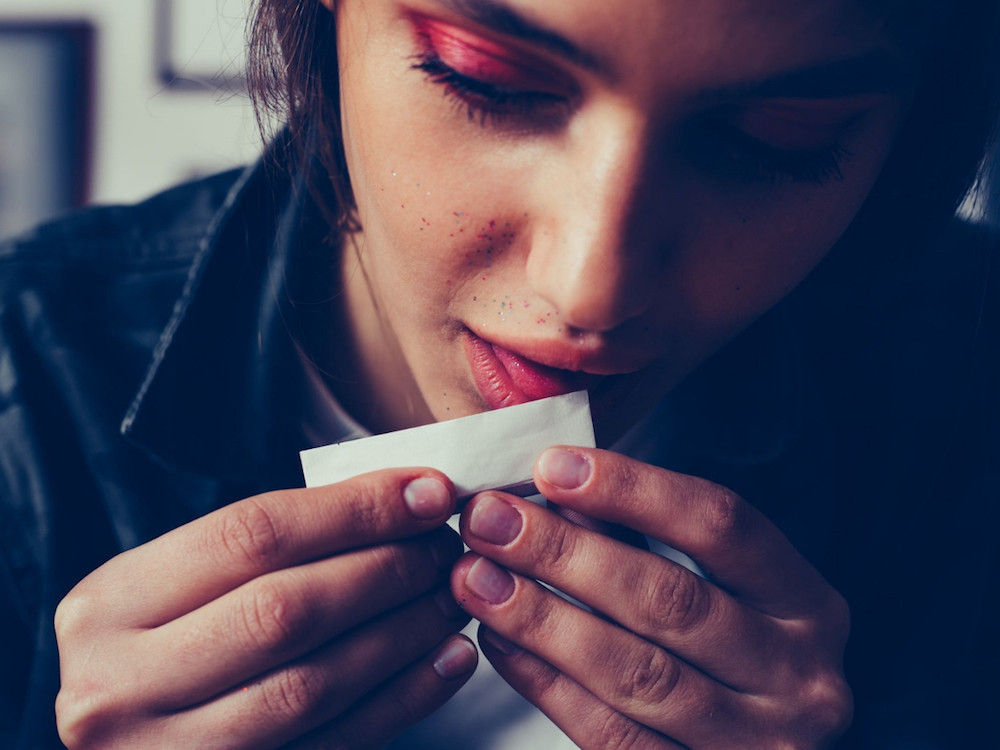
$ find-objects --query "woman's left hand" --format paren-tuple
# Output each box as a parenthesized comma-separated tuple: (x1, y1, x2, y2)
(451, 447, 853, 749)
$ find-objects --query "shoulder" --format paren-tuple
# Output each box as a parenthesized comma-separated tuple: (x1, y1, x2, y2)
(0, 167, 249, 389)
(0, 167, 245, 271)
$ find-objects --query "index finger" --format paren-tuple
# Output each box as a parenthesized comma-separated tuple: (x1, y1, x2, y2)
(533, 447, 835, 617)
(77, 468, 456, 627)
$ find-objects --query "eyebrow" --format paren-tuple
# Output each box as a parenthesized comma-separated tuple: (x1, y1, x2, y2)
(431, 0, 605, 73)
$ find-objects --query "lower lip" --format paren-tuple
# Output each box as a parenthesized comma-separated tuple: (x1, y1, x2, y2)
(464, 332, 597, 409)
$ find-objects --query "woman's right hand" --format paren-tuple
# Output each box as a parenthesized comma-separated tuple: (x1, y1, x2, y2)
(54, 468, 476, 749)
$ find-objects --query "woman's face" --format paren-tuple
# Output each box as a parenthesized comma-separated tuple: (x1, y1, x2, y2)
(327, 0, 914, 440)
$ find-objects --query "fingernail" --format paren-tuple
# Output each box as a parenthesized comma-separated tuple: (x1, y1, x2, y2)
(538, 448, 591, 489)
(404, 477, 451, 519)
(433, 588, 465, 620)
(481, 628, 522, 656)
(465, 557, 515, 604)
(433, 638, 478, 680)
(469, 494, 522, 545)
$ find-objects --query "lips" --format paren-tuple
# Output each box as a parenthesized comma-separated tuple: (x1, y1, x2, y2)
(464, 332, 600, 409)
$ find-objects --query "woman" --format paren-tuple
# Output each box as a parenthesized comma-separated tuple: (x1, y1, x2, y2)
(1, 0, 997, 747)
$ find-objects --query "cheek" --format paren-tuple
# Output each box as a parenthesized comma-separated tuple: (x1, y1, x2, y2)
(668, 182, 868, 339)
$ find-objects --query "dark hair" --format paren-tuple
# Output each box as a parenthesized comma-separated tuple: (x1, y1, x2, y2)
(246, 1, 1000, 255)
(247, 0, 357, 234)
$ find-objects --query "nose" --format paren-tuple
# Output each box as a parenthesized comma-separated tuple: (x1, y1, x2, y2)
(525, 110, 664, 333)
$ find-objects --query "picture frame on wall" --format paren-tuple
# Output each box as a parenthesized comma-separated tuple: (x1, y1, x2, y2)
(155, 0, 252, 91)
(0, 21, 94, 240)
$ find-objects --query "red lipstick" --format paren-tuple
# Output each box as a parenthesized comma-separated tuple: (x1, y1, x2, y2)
(464, 331, 599, 409)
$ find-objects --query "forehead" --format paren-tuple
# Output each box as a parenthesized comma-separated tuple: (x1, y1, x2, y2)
(428, 0, 901, 84)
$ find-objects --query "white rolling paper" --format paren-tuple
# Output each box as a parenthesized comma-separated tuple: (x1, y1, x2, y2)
(300, 390, 595, 499)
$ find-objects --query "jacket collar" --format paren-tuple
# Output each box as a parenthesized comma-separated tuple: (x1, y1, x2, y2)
(121, 136, 335, 490)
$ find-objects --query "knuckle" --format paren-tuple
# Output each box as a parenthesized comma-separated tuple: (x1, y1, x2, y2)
(369, 543, 420, 594)
(344, 480, 397, 537)
(523, 652, 563, 701)
(236, 582, 307, 654)
(522, 586, 561, 642)
(607, 459, 643, 503)
(801, 674, 854, 740)
(261, 665, 324, 723)
(54, 584, 98, 642)
(699, 487, 749, 547)
(591, 709, 647, 750)
(215, 497, 284, 570)
(617, 644, 682, 707)
(530, 515, 577, 577)
(642, 565, 707, 634)
(55, 684, 122, 749)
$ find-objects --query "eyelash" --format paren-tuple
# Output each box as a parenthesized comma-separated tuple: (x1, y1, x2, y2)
(411, 50, 569, 125)
(695, 119, 852, 186)
(412, 48, 852, 186)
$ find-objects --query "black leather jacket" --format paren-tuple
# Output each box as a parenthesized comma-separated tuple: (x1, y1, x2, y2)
(1, 142, 997, 748)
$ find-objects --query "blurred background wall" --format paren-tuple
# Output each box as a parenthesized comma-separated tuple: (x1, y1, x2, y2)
(0, 0, 264, 239)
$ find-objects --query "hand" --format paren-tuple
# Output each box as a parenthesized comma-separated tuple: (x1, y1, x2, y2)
(452, 447, 852, 749)
(55, 469, 477, 749)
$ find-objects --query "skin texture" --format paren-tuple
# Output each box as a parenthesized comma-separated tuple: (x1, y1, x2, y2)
(56, 472, 478, 748)
(55, 0, 918, 747)
(329, 0, 913, 440)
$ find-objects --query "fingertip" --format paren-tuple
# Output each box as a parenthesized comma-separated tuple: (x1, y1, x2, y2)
(403, 474, 456, 520)
(535, 447, 593, 491)
(448, 549, 478, 582)
(432, 635, 479, 680)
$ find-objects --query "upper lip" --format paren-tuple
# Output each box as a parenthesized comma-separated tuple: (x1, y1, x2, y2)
(466, 326, 657, 376)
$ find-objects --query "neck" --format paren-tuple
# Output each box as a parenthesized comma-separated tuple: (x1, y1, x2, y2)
(326, 231, 433, 434)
